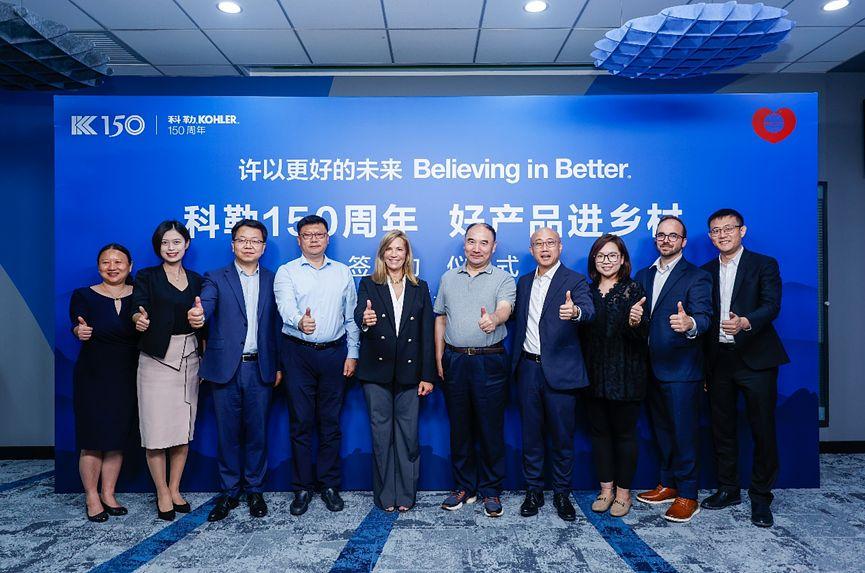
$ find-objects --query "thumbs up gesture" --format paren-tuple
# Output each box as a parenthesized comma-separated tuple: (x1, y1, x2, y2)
(134, 306, 150, 332)
(669, 301, 694, 334)
(721, 311, 749, 336)
(559, 290, 580, 321)
(75, 316, 93, 341)
(362, 299, 377, 327)
(629, 296, 646, 327)
(187, 296, 205, 329)
(299, 307, 316, 334)
(478, 306, 497, 334)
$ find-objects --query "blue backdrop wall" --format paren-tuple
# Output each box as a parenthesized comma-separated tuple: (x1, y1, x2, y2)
(53, 92, 818, 492)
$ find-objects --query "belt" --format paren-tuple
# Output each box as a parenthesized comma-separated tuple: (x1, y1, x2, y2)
(719, 343, 737, 351)
(287, 335, 345, 351)
(241, 352, 258, 362)
(446, 342, 505, 356)
(521, 350, 541, 364)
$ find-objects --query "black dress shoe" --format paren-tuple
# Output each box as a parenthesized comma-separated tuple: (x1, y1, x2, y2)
(87, 508, 109, 523)
(751, 500, 774, 528)
(248, 493, 268, 518)
(173, 502, 191, 513)
(321, 488, 345, 512)
(101, 501, 128, 516)
(207, 496, 239, 522)
(290, 490, 313, 516)
(520, 490, 545, 517)
(553, 492, 576, 522)
(701, 489, 742, 510)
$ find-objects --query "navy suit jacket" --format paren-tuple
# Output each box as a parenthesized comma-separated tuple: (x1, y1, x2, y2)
(635, 257, 712, 382)
(198, 263, 282, 384)
(509, 264, 595, 390)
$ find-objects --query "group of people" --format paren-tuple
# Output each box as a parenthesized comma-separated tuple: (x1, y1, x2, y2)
(71, 208, 787, 530)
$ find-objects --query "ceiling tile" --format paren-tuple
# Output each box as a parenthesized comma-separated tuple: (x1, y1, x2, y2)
(389, 29, 477, 64)
(784, 0, 865, 27)
(279, 0, 384, 29)
(175, 0, 291, 30)
(20, 0, 101, 30)
(799, 26, 865, 62)
(114, 30, 230, 65)
(760, 26, 846, 62)
(782, 61, 840, 73)
(72, 0, 195, 30)
(383, 0, 483, 28)
(207, 30, 308, 64)
(108, 64, 163, 76)
(298, 29, 392, 64)
(476, 28, 570, 64)
(483, 0, 586, 29)
(557, 28, 610, 63)
(157, 65, 241, 76)
(728, 61, 789, 73)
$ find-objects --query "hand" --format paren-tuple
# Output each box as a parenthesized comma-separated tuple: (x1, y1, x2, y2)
(478, 306, 497, 334)
(669, 301, 693, 334)
(362, 299, 377, 327)
(418, 381, 434, 397)
(299, 307, 316, 335)
(436, 358, 444, 381)
(629, 296, 646, 327)
(721, 311, 749, 336)
(135, 306, 150, 332)
(343, 358, 357, 378)
(187, 296, 205, 329)
(274, 371, 283, 388)
(559, 290, 579, 320)
(75, 316, 92, 341)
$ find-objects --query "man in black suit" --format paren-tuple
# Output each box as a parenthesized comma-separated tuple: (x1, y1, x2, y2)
(510, 227, 595, 521)
(700, 208, 790, 528)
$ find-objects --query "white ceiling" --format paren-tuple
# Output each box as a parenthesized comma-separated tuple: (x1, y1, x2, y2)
(12, 0, 865, 76)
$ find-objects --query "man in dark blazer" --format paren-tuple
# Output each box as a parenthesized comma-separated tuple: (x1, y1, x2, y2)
(188, 219, 282, 522)
(510, 227, 595, 522)
(700, 208, 789, 528)
(633, 215, 712, 523)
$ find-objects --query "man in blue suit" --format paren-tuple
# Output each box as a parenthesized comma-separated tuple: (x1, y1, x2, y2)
(633, 215, 712, 523)
(510, 227, 595, 522)
(187, 219, 282, 522)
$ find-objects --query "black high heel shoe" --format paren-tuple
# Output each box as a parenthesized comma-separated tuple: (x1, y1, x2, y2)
(173, 502, 191, 513)
(157, 501, 176, 521)
(101, 500, 128, 516)
(87, 508, 109, 523)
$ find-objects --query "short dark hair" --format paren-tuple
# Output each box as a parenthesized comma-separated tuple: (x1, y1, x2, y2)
(97, 243, 134, 284)
(587, 234, 632, 284)
(296, 214, 328, 234)
(231, 218, 267, 242)
(465, 222, 496, 242)
(707, 208, 744, 228)
(657, 215, 687, 238)
(151, 220, 190, 257)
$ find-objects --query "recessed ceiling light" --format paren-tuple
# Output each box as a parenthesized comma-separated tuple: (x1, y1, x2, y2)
(822, 0, 849, 11)
(217, 1, 242, 14)
(524, 1, 548, 13)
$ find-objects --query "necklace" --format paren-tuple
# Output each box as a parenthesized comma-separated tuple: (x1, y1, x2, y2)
(388, 274, 404, 285)
(100, 283, 128, 300)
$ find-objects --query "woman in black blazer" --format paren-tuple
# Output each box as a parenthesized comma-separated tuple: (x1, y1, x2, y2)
(354, 230, 437, 512)
(131, 220, 203, 521)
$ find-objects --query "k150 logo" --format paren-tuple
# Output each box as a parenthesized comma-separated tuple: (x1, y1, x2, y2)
(71, 115, 146, 137)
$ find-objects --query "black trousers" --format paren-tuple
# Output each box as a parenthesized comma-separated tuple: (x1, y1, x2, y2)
(709, 346, 779, 502)
(586, 396, 642, 489)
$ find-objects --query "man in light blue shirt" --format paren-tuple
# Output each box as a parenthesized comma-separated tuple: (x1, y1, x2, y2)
(274, 214, 359, 516)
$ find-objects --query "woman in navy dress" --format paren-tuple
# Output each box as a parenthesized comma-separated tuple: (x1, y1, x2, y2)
(70, 243, 139, 522)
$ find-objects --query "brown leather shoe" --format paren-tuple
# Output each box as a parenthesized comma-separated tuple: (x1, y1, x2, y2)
(663, 498, 700, 523)
(636, 484, 678, 505)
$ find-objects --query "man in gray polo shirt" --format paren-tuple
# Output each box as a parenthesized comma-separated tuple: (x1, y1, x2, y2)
(434, 222, 516, 517)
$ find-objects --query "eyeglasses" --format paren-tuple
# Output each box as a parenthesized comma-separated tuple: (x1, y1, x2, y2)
(709, 225, 742, 237)
(300, 232, 328, 241)
(595, 252, 621, 263)
(655, 232, 683, 243)
(531, 239, 560, 249)
(233, 238, 264, 247)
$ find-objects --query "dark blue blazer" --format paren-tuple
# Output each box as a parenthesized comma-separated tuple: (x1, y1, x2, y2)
(635, 257, 712, 382)
(198, 263, 281, 384)
(509, 264, 595, 390)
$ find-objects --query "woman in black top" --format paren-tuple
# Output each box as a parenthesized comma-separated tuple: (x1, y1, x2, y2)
(354, 230, 437, 512)
(131, 220, 203, 521)
(70, 243, 139, 522)
(581, 234, 648, 518)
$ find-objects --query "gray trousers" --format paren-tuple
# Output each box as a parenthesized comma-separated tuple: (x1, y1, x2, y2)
(363, 382, 420, 509)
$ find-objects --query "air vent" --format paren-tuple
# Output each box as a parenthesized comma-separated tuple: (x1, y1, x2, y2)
(72, 31, 144, 65)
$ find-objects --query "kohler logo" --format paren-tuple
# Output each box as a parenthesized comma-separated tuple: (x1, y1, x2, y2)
(71, 115, 97, 135)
